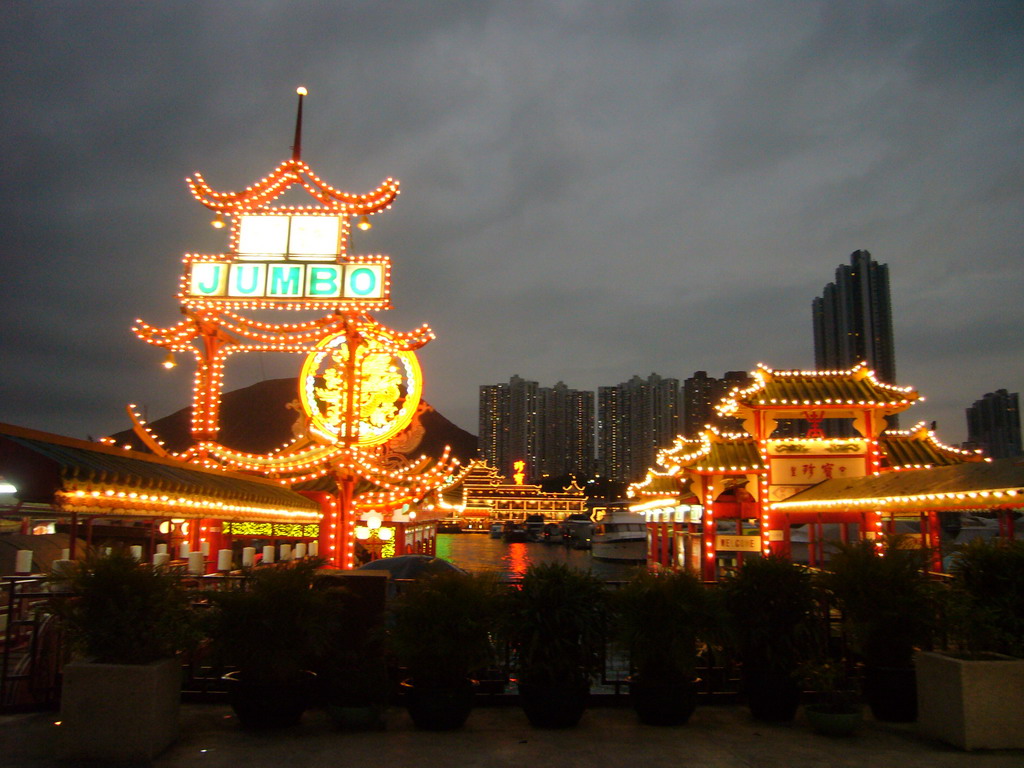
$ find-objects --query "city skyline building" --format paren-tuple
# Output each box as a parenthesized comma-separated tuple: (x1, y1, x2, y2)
(812, 249, 897, 385)
(537, 382, 595, 479)
(598, 373, 680, 483)
(966, 389, 1022, 459)
(478, 375, 593, 483)
(682, 370, 752, 438)
(812, 249, 898, 434)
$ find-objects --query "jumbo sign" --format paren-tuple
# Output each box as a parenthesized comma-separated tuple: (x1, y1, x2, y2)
(187, 261, 387, 300)
(184, 213, 391, 303)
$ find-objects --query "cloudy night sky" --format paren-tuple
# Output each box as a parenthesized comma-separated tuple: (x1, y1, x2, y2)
(2, 1, 1022, 449)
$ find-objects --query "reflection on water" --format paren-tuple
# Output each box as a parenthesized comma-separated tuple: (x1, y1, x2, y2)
(434, 533, 644, 582)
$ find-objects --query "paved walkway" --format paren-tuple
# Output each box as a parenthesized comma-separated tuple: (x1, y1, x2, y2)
(3, 702, 1022, 767)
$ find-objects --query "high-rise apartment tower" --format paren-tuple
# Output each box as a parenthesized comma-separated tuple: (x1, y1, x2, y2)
(966, 389, 1022, 459)
(812, 250, 897, 384)
(598, 373, 680, 483)
(479, 376, 593, 482)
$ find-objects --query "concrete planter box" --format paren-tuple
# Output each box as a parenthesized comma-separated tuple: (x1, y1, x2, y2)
(59, 656, 182, 762)
(916, 650, 1024, 750)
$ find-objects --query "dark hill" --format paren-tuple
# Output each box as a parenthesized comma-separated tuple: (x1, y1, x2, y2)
(109, 378, 478, 465)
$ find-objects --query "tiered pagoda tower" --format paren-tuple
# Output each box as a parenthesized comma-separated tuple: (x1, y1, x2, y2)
(130, 90, 460, 568)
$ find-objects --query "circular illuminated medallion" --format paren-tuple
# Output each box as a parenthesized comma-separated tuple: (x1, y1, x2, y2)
(299, 330, 422, 446)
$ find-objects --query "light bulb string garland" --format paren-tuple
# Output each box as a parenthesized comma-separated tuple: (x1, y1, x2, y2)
(126, 89, 459, 556)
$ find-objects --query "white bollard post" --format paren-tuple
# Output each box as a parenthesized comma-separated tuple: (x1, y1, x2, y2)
(216, 549, 232, 572)
(15, 550, 33, 574)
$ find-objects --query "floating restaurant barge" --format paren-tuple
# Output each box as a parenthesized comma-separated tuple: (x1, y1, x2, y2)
(630, 363, 1020, 580)
(432, 460, 587, 532)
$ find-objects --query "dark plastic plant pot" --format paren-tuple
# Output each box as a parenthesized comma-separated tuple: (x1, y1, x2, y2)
(805, 704, 863, 736)
(223, 670, 316, 729)
(628, 675, 699, 726)
(400, 678, 476, 730)
(517, 679, 590, 728)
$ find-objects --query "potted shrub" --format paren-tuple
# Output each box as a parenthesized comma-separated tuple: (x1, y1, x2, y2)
(800, 659, 862, 736)
(206, 559, 331, 728)
(821, 535, 937, 722)
(720, 555, 819, 722)
(387, 570, 500, 730)
(613, 569, 717, 725)
(503, 562, 609, 728)
(917, 537, 1024, 749)
(48, 548, 200, 762)
(315, 571, 390, 730)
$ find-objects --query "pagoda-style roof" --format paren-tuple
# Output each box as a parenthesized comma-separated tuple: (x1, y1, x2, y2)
(0, 423, 320, 524)
(880, 422, 986, 470)
(187, 158, 399, 216)
(716, 362, 919, 417)
(629, 472, 693, 500)
(774, 456, 1023, 514)
(655, 431, 765, 475)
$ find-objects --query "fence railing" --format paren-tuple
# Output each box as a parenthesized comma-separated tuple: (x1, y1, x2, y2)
(4, 569, 854, 712)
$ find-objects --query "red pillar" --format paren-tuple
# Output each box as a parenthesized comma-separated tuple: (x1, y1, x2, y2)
(302, 490, 347, 569)
(702, 510, 716, 582)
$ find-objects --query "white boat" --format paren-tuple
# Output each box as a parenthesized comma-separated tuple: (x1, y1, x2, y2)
(591, 507, 647, 562)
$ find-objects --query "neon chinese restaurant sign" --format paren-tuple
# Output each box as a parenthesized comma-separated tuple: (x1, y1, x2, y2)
(180, 213, 391, 309)
(187, 259, 388, 301)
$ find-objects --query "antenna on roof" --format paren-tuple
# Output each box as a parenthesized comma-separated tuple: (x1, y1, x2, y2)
(292, 86, 308, 161)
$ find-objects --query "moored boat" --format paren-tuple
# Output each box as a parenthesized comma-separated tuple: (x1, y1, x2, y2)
(561, 514, 594, 550)
(591, 507, 646, 562)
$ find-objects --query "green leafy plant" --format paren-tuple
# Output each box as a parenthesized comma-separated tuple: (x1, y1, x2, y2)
(387, 570, 501, 688)
(799, 658, 860, 714)
(206, 559, 332, 685)
(720, 555, 819, 676)
(820, 536, 937, 668)
(613, 570, 716, 684)
(48, 548, 199, 664)
(945, 537, 1024, 658)
(504, 562, 609, 688)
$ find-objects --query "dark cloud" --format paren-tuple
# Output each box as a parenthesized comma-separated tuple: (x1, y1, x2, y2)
(1, 1, 1022, 446)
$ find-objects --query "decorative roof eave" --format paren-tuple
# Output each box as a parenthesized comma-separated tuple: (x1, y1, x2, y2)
(773, 486, 1024, 515)
(628, 471, 691, 499)
(0, 423, 320, 523)
(772, 456, 1024, 515)
(53, 489, 319, 524)
(716, 362, 919, 419)
(880, 421, 986, 469)
(187, 159, 400, 216)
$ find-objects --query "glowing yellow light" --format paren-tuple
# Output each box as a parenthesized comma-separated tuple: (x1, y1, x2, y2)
(357, 215, 372, 231)
(297, 86, 308, 96)
(161, 352, 177, 369)
(211, 211, 226, 229)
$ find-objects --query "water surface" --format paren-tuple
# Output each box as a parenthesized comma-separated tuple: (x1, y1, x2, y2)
(434, 533, 644, 582)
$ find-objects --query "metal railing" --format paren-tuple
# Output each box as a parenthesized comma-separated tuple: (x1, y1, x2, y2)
(3, 570, 855, 712)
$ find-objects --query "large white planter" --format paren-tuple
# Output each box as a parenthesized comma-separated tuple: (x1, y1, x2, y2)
(59, 656, 182, 761)
(916, 650, 1024, 750)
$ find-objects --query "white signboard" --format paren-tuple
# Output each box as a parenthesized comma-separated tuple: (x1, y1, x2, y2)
(237, 215, 341, 261)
